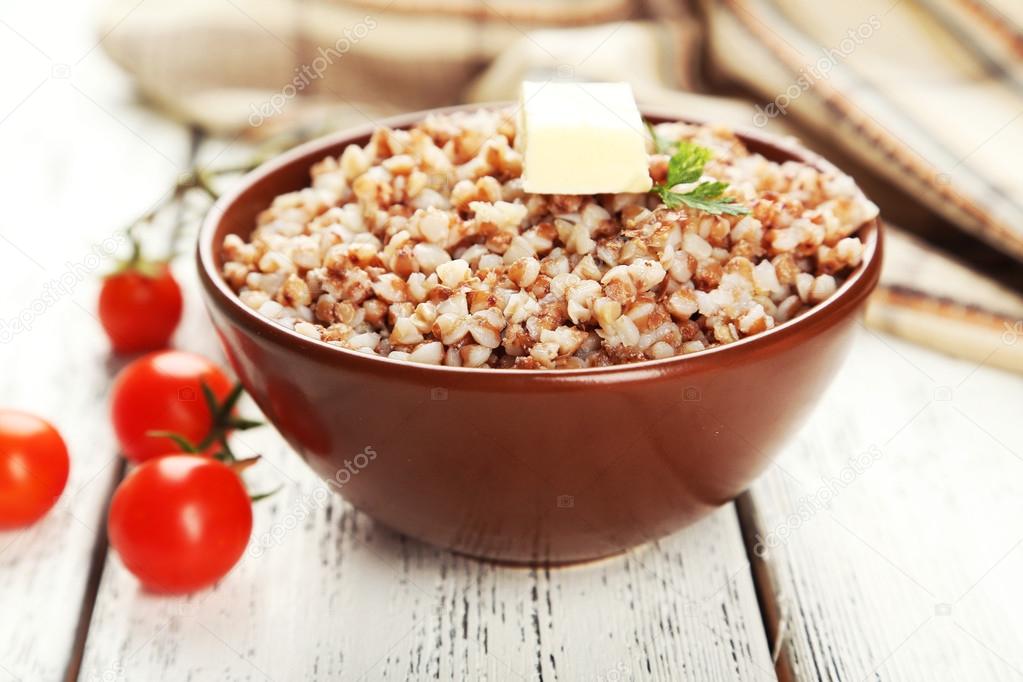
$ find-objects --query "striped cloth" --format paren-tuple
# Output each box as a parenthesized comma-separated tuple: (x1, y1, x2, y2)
(702, 0, 1023, 263)
(100, 0, 1023, 370)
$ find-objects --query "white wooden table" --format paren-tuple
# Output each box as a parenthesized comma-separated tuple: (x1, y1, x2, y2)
(2, 3, 1022, 680)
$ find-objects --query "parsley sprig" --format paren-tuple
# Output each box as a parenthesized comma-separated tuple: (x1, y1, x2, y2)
(647, 123, 749, 216)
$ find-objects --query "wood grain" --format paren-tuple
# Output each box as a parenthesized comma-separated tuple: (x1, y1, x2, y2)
(7, 4, 1023, 680)
(0, 1, 190, 679)
(73, 135, 776, 681)
(743, 326, 1023, 681)
(79, 418, 775, 681)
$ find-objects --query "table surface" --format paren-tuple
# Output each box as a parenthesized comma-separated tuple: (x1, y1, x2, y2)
(2, 3, 1022, 681)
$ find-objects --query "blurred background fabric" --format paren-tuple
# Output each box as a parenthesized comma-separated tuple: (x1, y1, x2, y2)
(99, 0, 1023, 370)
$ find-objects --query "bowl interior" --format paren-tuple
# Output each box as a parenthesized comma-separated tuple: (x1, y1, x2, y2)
(198, 105, 882, 378)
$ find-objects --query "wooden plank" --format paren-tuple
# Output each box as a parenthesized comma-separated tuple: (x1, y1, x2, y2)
(742, 326, 1023, 681)
(79, 421, 775, 681)
(77, 136, 776, 682)
(0, 2, 192, 680)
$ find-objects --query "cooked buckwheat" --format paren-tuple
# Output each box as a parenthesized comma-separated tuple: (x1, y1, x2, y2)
(222, 109, 877, 369)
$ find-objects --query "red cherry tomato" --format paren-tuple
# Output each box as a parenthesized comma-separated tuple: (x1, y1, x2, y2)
(108, 455, 252, 593)
(110, 351, 232, 463)
(99, 264, 183, 354)
(0, 410, 70, 529)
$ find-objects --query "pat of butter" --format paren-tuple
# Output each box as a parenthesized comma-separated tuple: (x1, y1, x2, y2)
(519, 81, 652, 195)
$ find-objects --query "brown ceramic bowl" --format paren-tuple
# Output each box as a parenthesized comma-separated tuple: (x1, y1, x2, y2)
(198, 104, 883, 564)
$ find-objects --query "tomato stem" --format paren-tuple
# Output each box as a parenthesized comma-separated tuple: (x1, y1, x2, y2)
(228, 455, 261, 474)
(146, 380, 262, 464)
(146, 430, 199, 453)
(249, 485, 283, 503)
(106, 124, 347, 279)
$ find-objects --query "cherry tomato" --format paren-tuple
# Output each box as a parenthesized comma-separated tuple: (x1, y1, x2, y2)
(99, 264, 183, 354)
(111, 351, 232, 463)
(108, 455, 252, 593)
(0, 410, 70, 529)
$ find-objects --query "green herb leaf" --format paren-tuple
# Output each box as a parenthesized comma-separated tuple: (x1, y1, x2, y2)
(649, 138, 750, 217)
(666, 140, 712, 187)
(667, 192, 748, 216)
(683, 180, 730, 199)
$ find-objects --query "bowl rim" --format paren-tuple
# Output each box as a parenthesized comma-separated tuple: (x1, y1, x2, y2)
(197, 103, 883, 381)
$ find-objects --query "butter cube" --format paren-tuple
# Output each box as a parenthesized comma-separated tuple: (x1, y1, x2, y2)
(518, 81, 652, 195)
